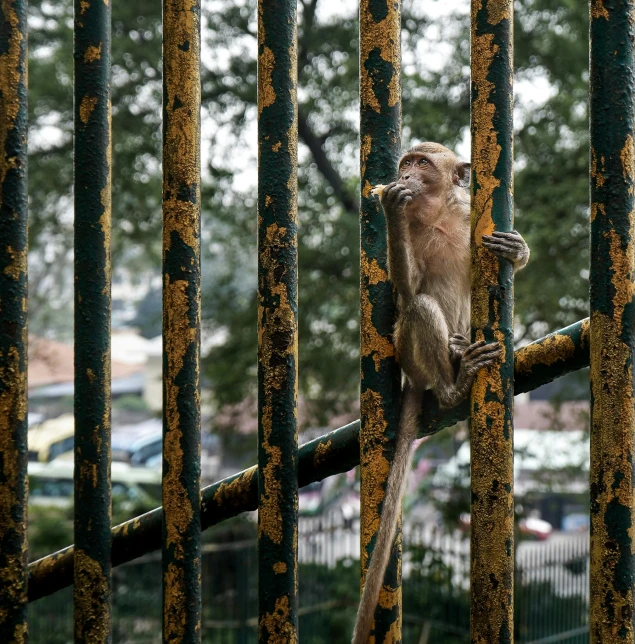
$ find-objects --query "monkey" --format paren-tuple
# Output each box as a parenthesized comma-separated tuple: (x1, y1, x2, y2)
(352, 142, 529, 644)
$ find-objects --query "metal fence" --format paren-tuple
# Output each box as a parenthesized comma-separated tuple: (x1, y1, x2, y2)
(27, 515, 591, 644)
(0, 0, 633, 642)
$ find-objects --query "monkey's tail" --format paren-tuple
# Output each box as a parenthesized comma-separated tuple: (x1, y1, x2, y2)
(351, 382, 421, 644)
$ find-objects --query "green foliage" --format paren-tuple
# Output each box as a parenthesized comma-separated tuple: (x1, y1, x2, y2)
(27, 0, 591, 426)
(28, 504, 74, 562)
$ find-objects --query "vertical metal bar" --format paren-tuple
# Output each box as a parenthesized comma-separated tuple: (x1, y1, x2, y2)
(359, 0, 402, 640)
(161, 0, 202, 639)
(469, 0, 515, 641)
(73, 0, 112, 638)
(257, 0, 299, 639)
(0, 0, 28, 639)
(589, 0, 635, 638)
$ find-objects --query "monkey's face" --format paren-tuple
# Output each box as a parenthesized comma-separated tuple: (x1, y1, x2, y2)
(397, 152, 450, 199)
(397, 145, 470, 204)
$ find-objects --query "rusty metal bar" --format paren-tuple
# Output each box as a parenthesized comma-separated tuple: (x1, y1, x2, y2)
(73, 0, 112, 639)
(469, 0, 515, 641)
(359, 0, 402, 639)
(0, 0, 28, 639)
(28, 319, 589, 602)
(257, 0, 299, 639)
(161, 0, 202, 640)
(589, 0, 635, 639)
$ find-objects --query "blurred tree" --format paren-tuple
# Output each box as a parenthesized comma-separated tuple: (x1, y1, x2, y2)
(26, 0, 589, 427)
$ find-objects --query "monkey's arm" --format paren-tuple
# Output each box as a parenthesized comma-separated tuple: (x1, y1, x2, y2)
(482, 230, 530, 271)
(380, 182, 418, 301)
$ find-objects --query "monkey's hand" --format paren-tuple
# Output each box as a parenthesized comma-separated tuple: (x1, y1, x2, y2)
(482, 230, 530, 271)
(379, 181, 413, 219)
(449, 333, 470, 362)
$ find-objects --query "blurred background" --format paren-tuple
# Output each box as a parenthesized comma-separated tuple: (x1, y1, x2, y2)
(27, 0, 591, 641)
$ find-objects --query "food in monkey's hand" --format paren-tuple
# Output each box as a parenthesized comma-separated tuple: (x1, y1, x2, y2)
(371, 184, 387, 197)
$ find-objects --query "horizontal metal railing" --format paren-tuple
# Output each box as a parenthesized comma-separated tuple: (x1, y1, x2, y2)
(27, 318, 590, 602)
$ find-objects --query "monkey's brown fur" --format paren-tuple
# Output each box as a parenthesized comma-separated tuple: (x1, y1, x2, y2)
(352, 142, 529, 644)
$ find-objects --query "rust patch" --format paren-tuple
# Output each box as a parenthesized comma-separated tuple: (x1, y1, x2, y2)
(258, 46, 276, 116)
(163, 277, 198, 559)
(591, 148, 607, 189)
(360, 250, 395, 372)
(0, 0, 23, 199)
(359, 0, 400, 113)
(313, 440, 331, 470)
(0, 346, 27, 484)
(80, 0, 90, 13)
(589, 311, 635, 640)
(164, 561, 187, 642)
(259, 595, 297, 643)
(359, 388, 391, 577)
(258, 221, 298, 545)
(608, 224, 635, 333)
(591, 0, 610, 20)
(213, 467, 256, 509)
(79, 461, 98, 489)
(621, 135, 635, 194)
(79, 96, 98, 124)
(74, 549, 110, 641)
(590, 202, 607, 222)
(84, 43, 102, 63)
(487, 1, 511, 25)
(470, 28, 502, 329)
(2, 245, 26, 281)
(272, 141, 281, 152)
(273, 562, 287, 574)
(258, 440, 284, 545)
(360, 134, 372, 189)
(515, 331, 576, 373)
(382, 616, 402, 644)
(99, 107, 112, 268)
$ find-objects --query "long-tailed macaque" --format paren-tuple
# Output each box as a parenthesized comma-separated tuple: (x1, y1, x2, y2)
(352, 142, 529, 644)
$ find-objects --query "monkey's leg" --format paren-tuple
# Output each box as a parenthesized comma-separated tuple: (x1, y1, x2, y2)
(396, 295, 501, 409)
(482, 230, 530, 271)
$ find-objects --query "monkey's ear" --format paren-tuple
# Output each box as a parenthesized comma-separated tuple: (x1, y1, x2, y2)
(453, 162, 471, 188)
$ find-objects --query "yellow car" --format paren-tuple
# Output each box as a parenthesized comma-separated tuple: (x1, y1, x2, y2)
(28, 414, 74, 463)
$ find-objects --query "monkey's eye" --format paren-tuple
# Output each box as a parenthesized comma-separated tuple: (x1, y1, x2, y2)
(402, 160, 411, 168)
(417, 158, 428, 166)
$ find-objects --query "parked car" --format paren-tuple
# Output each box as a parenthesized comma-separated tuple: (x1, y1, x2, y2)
(28, 460, 161, 509)
(111, 418, 162, 465)
(28, 414, 74, 463)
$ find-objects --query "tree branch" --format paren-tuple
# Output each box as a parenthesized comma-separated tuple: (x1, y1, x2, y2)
(298, 107, 359, 215)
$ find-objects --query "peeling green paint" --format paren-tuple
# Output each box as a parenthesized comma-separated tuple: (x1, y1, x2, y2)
(162, 0, 202, 640)
(469, 0, 515, 641)
(257, 0, 299, 640)
(0, 0, 28, 640)
(359, 0, 403, 640)
(73, 0, 112, 638)
(589, 0, 635, 639)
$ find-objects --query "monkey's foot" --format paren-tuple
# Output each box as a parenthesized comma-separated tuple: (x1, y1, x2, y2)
(438, 340, 502, 409)
(482, 230, 530, 268)
(449, 333, 470, 362)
